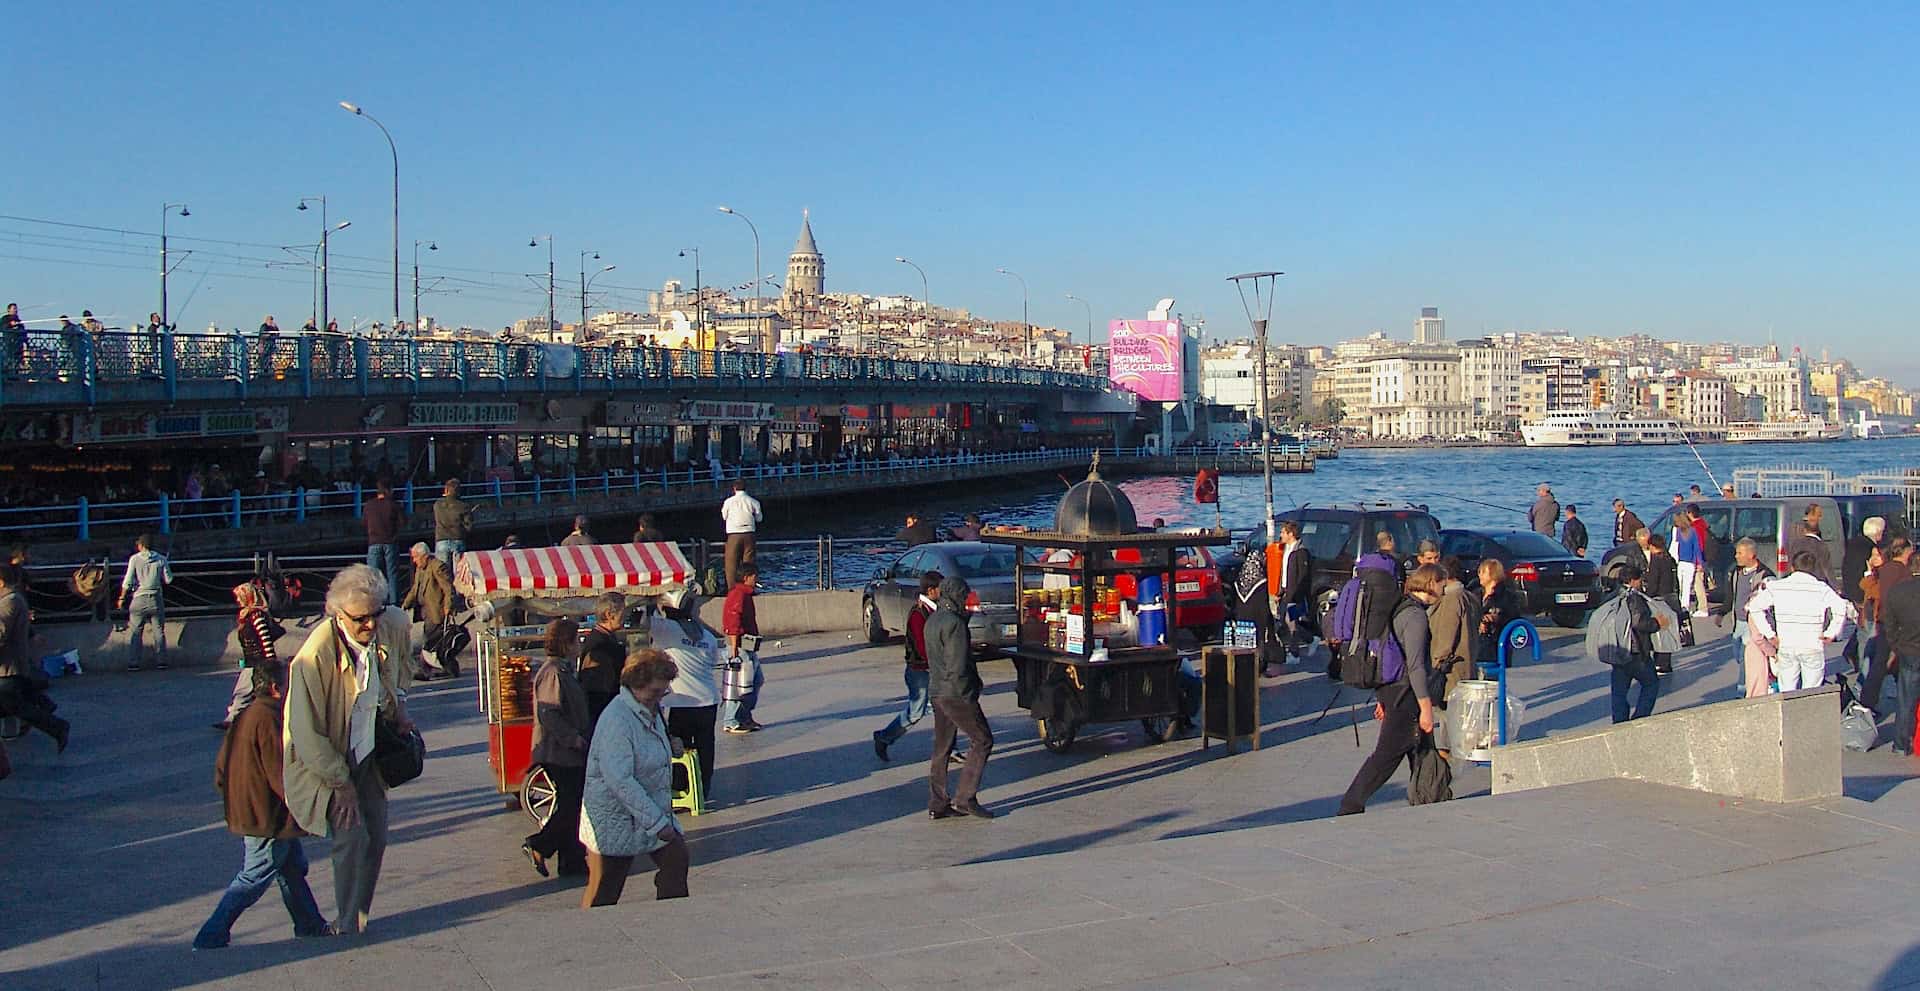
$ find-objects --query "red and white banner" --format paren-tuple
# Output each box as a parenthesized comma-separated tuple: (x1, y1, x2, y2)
(455, 541, 693, 597)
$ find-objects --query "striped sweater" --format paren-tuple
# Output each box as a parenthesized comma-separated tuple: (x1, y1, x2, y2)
(236, 607, 285, 668)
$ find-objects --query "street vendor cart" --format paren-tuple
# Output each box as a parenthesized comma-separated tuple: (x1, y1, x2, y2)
(981, 457, 1231, 753)
(453, 541, 693, 822)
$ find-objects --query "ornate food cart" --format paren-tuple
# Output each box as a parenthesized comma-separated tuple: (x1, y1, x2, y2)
(453, 541, 693, 822)
(981, 458, 1231, 752)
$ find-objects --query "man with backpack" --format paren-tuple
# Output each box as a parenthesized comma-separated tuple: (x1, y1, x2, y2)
(1335, 559, 1434, 815)
(1589, 565, 1667, 722)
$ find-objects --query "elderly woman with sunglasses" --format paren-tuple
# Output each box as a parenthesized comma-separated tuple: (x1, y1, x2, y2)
(283, 564, 414, 936)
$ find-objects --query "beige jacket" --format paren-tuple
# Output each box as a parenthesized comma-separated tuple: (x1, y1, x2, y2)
(282, 607, 411, 835)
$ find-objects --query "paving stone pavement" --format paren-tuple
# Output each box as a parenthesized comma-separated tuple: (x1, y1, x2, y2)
(3, 618, 1917, 989)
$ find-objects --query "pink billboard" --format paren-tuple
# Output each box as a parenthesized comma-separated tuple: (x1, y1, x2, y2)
(1108, 318, 1183, 401)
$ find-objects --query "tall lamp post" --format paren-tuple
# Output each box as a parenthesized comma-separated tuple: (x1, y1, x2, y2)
(160, 202, 190, 329)
(338, 101, 401, 332)
(679, 247, 702, 347)
(1229, 271, 1284, 543)
(715, 206, 761, 348)
(412, 239, 437, 332)
(580, 251, 614, 337)
(529, 235, 555, 340)
(298, 197, 350, 333)
(1064, 293, 1094, 368)
(895, 256, 930, 361)
(996, 267, 1029, 362)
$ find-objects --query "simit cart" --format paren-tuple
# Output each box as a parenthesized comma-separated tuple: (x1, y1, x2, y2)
(454, 541, 693, 822)
(980, 458, 1231, 752)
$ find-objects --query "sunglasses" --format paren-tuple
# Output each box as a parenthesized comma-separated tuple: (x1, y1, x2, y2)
(339, 609, 381, 628)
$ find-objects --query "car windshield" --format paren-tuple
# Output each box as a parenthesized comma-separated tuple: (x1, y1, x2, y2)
(1368, 514, 1441, 558)
(1495, 532, 1572, 558)
(1294, 520, 1355, 562)
(946, 547, 1017, 579)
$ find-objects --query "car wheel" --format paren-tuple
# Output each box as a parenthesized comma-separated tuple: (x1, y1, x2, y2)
(1550, 608, 1588, 630)
(863, 597, 888, 644)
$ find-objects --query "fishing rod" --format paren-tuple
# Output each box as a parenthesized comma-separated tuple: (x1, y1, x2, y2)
(1679, 431, 1722, 493)
(1442, 494, 1530, 517)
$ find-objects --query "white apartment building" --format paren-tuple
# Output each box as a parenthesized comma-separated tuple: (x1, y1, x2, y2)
(1680, 372, 1727, 427)
(1457, 337, 1526, 426)
(1719, 359, 1807, 422)
(1199, 344, 1315, 412)
(1413, 306, 1446, 345)
(1366, 352, 1471, 438)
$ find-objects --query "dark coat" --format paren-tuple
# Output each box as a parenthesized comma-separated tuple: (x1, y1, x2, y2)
(1614, 509, 1645, 546)
(215, 694, 301, 839)
(1643, 552, 1681, 607)
(925, 577, 979, 700)
(1473, 581, 1526, 661)
(1623, 589, 1664, 661)
(1560, 516, 1589, 556)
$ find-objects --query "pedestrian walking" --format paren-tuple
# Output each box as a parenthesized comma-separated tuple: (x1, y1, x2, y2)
(720, 567, 765, 733)
(432, 479, 474, 571)
(217, 582, 286, 730)
(1672, 506, 1707, 617)
(1232, 539, 1279, 675)
(1529, 483, 1560, 536)
(0, 564, 70, 753)
(522, 618, 591, 879)
(1642, 534, 1681, 674)
(579, 649, 691, 906)
(873, 571, 947, 761)
(1608, 565, 1667, 723)
(720, 480, 761, 587)
(1560, 505, 1589, 558)
(191, 661, 333, 949)
(1880, 542, 1920, 755)
(1747, 550, 1852, 693)
(362, 481, 402, 591)
(1712, 539, 1775, 699)
(1410, 564, 1472, 755)
(578, 593, 628, 729)
(927, 575, 995, 819)
(1337, 573, 1436, 815)
(400, 543, 457, 680)
(653, 587, 722, 797)
(283, 565, 414, 935)
(119, 533, 172, 671)
(561, 515, 596, 547)
(1271, 521, 1312, 669)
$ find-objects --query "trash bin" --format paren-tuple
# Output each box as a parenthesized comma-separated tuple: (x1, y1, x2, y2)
(1446, 680, 1527, 762)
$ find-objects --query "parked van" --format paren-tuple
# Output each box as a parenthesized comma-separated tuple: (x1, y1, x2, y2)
(1599, 496, 1848, 606)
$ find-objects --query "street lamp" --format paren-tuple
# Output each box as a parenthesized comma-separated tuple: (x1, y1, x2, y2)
(529, 235, 555, 339)
(338, 101, 401, 331)
(716, 206, 761, 348)
(1064, 293, 1094, 371)
(160, 202, 189, 329)
(298, 197, 350, 333)
(679, 247, 702, 347)
(1229, 270, 1285, 542)
(579, 250, 614, 335)
(412, 239, 437, 333)
(895, 256, 931, 361)
(996, 267, 1029, 362)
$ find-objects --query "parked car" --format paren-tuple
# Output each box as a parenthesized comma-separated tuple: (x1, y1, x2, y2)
(862, 541, 1020, 654)
(1439, 528, 1603, 628)
(1223, 503, 1444, 632)
(1597, 495, 1867, 603)
(1112, 543, 1229, 637)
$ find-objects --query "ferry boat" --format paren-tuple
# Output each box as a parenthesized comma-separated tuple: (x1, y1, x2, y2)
(1520, 409, 1685, 447)
(1724, 416, 1849, 443)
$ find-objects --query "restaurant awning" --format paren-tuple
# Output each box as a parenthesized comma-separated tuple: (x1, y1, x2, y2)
(454, 541, 693, 599)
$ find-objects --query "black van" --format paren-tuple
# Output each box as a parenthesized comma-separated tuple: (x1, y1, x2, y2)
(1227, 503, 1443, 628)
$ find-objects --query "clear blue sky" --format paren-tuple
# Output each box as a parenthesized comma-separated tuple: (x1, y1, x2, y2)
(6, 3, 1916, 383)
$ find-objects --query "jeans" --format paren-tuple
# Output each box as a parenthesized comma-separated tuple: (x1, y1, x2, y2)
(1774, 646, 1827, 693)
(721, 654, 763, 729)
(434, 539, 465, 571)
(127, 597, 166, 667)
(192, 837, 329, 948)
(366, 544, 397, 592)
(223, 667, 254, 723)
(1894, 655, 1920, 755)
(875, 667, 933, 745)
(1610, 657, 1660, 723)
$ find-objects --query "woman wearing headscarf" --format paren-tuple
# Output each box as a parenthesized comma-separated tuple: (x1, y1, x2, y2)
(1232, 540, 1277, 674)
(215, 582, 284, 730)
(522, 618, 591, 878)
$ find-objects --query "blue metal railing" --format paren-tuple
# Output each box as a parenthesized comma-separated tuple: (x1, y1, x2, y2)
(0, 446, 1154, 543)
(0, 329, 1108, 406)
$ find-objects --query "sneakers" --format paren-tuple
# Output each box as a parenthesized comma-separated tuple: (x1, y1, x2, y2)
(724, 725, 752, 735)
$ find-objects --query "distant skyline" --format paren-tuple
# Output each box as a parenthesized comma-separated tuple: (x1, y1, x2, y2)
(5, 3, 1916, 384)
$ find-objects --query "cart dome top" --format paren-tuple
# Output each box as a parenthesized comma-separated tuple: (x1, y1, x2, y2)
(1055, 453, 1137, 537)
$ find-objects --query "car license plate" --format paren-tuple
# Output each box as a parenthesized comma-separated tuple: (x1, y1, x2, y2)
(999, 624, 1017, 639)
(1555, 592, 1588, 604)
(1176, 580, 1200, 594)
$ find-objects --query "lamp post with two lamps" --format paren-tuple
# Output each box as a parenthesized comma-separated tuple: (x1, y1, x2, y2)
(298, 197, 351, 333)
(580, 250, 615, 337)
(412, 239, 437, 333)
(715, 206, 762, 347)
(338, 101, 401, 332)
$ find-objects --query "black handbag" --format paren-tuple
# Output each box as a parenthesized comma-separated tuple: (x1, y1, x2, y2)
(373, 715, 425, 788)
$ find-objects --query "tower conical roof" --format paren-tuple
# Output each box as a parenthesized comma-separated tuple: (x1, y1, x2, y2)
(791, 209, 819, 256)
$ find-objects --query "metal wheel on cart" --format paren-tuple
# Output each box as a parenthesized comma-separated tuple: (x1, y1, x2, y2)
(520, 766, 557, 827)
(1036, 716, 1078, 753)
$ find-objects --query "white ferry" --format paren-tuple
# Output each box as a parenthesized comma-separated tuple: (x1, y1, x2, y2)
(1724, 416, 1848, 443)
(1520, 409, 1686, 447)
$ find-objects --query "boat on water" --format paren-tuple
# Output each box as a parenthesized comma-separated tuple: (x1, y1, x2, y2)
(1520, 409, 1685, 447)
(1724, 416, 1849, 444)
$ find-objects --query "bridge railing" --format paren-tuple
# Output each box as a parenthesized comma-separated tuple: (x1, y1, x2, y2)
(0, 329, 1109, 406)
(0, 445, 1154, 544)
(1733, 464, 1920, 529)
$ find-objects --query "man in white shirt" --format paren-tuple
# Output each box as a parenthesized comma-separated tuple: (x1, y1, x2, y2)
(1747, 549, 1853, 693)
(720, 480, 762, 587)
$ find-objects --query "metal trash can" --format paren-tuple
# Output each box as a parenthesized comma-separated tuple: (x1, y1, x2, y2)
(1445, 680, 1527, 762)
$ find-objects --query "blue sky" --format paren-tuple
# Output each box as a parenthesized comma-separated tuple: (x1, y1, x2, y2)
(6, 3, 1916, 382)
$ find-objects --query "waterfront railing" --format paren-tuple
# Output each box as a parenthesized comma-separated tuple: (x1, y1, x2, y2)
(0, 329, 1108, 406)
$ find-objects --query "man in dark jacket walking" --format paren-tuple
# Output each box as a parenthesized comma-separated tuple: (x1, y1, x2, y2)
(1610, 566, 1667, 723)
(1337, 589, 1436, 815)
(874, 571, 955, 761)
(926, 575, 993, 819)
(192, 663, 331, 948)
(1560, 505, 1590, 558)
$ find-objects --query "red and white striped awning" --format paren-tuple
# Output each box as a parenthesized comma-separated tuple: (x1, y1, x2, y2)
(454, 542, 693, 598)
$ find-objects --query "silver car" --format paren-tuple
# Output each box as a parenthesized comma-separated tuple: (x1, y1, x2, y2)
(862, 541, 1020, 654)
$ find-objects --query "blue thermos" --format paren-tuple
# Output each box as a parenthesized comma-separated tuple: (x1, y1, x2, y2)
(1138, 574, 1167, 646)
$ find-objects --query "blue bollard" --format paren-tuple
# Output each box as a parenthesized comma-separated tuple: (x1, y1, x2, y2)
(230, 491, 242, 529)
(1493, 618, 1542, 746)
(158, 493, 171, 535)
(491, 477, 503, 507)
(76, 497, 90, 542)
(294, 487, 306, 523)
